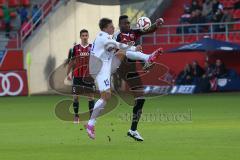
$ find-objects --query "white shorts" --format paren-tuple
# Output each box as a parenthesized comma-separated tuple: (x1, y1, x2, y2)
(95, 59, 112, 92)
(90, 55, 121, 92)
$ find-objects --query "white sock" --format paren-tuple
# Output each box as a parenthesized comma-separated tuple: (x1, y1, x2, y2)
(88, 98, 106, 126)
(126, 51, 150, 62)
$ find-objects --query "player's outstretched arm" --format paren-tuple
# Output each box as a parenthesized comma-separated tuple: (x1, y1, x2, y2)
(139, 18, 164, 35)
(105, 38, 137, 52)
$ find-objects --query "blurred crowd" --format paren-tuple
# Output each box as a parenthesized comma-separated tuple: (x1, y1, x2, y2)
(177, 0, 240, 34)
(176, 59, 238, 91)
(0, 3, 42, 37)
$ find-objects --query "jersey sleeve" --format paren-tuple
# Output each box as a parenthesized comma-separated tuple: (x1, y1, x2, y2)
(133, 23, 158, 36)
(113, 31, 120, 41)
(66, 47, 74, 64)
(103, 37, 136, 52)
(132, 29, 142, 38)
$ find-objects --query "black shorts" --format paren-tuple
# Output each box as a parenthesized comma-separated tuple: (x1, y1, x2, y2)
(72, 77, 96, 95)
(117, 57, 143, 86)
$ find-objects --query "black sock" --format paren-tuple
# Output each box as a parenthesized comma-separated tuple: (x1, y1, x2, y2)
(73, 101, 79, 116)
(131, 99, 145, 131)
(88, 100, 95, 117)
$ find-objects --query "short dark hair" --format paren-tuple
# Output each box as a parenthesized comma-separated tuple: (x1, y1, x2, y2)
(99, 18, 112, 30)
(119, 15, 128, 23)
(80, 29, 88, 36)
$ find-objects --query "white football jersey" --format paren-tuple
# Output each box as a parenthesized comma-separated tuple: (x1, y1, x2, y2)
(91, 31, 136, 61)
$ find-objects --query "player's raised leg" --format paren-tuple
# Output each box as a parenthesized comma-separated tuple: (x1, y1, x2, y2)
(125, 48, 163, 70)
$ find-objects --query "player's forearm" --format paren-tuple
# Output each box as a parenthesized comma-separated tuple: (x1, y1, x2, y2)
(66, 60, 74, 76)
(107, 39, 136, 52)
(66, 64, 72, 76)
(141, 23, 158, 35)
(140, 18, 164, 35)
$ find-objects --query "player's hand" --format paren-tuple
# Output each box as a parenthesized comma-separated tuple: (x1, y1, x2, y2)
(67, 75, 72, 81)
(127, 41, 135, 46)
(136, 45, 143, 52)
(156, 18, 164, 26)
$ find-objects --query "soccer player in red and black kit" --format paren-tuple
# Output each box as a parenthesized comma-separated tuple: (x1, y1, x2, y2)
(67, 29, 95, 123)
(114, 15, 164, 141)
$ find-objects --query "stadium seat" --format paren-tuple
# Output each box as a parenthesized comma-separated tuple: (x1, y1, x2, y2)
(156, 36, 168, 44)
(142, 37, 154, 44)
(0, 0, 6, 7)
(233, 10, 240, 19)
(213, 34, 226, 41)
(184, 35, 197, 43)
(229, 32, 240, 42)
(10, 12, 17, 18)
(227, 9, 235, 17)
(21, 0, 30, 6)
(222, 1, 233, 8)
(233, 23, 240, 30)
(170, 36, 182, 43)
(8, 0, 19, 7)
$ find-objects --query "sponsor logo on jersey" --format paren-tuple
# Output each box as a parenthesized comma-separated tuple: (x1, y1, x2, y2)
(79, 52, 90, 56)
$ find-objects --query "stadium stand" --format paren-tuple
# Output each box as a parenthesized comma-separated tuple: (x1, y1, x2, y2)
(0, 0, 60, 52)
(139, 0, 240, 92)
(141, 0, 240, 45)
(0, 0, 61, 96)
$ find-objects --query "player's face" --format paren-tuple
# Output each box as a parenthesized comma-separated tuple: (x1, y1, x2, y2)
(105, 23, 115, 35)
(80, 32, 89, 43)
(119, 18, 130, 32)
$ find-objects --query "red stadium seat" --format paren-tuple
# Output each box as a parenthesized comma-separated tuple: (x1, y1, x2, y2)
(21, 0, 30, 6)
(0, 0, 6, 7)
(233, 23, 240, 30)
(142, 37, 154, 44)
(170, 36, 182, 43)
(184, 35, 197, 43)
(228, 9, 234, 15)
(222, 1, 233, 8)
(229, 32, 240, 42)
(156, 36, 168, 44)
(10, 12, 17, 18)
(233, 10, 240, 19)
(0, 0, 6, 6)
(213, 34, 226, 41)
(8, 0, 19, 7)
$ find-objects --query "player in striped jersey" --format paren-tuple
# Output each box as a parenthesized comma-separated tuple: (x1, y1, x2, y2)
(66, 29, 95, 123)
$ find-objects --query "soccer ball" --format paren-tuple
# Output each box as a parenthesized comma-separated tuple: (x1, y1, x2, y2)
(136, 17, 152, 31)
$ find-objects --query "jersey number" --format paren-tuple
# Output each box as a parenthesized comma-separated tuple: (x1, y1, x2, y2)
(91, 40, 95, 52)
(104, 79, 110, 87)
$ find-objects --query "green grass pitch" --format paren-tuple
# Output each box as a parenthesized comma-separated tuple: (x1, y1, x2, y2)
(0, 93, 240, 160)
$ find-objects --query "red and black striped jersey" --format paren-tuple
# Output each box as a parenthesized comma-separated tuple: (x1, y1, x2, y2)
(115, 29, 142, 44)
(69, 43, 92, 78)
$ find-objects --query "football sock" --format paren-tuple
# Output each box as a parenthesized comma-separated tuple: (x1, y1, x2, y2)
(88, 99, 106, 126)
(126, 51, 150, 62)
(131, 99, 145, 131)
(73, 101, 79, 116)
(88, 100, 95, 117)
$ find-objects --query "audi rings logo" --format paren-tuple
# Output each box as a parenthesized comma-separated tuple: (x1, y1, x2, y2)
(0, 72, 24, 96)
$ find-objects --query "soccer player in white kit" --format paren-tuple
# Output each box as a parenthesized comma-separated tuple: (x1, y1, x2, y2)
(85, 18, 162, 139)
